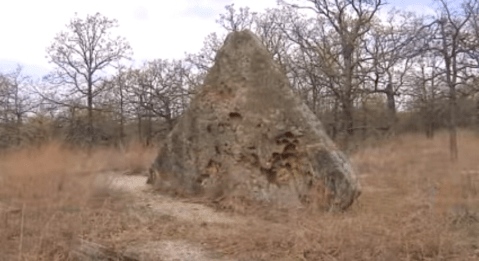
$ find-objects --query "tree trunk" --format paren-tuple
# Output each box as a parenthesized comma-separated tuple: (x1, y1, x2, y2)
(449, 86, 458, 160)
(440, 20, 458, 161)
(361, 99, 368, 140)
(428, 64, 436, 139)
(476, 97, 479, 128)
(14, 83, 21, 124)
(87, 79, 93, 145)
(332, 99, 338, 141)
(385, 82, 396, 134)
(146, 103, 152, 147)
(341, 39, 355, 149)
(341, 97, 354, 148)
(138, 113, 142, 145)
(119, 79, 125, 147)
(138, 96, 143, 145)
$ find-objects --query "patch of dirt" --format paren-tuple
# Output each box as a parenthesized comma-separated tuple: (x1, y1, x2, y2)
(124, 240, 234, 261)
(94, 172, 241, 261)
(96, 173, 241, 224)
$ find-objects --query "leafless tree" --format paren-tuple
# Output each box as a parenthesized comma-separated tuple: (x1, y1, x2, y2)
(216, 4, 257, 32)
(279, 0, 384, 147)
(0, 65, 36, 124)
(460, 0, 479, 127)
(0, 65, 43, 147)
(253, 7, 296, 77)
(119, 60, 190, 145)
(94, 65, 132, 146)
(185, 32, 223, 89)
(364, 11, 425, 132)
(425, 0, 479, 160)
(408, 54, 446, 138)
(44, 12, 132, 143)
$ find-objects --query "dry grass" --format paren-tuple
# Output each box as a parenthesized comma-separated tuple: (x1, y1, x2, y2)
(0, 142, 158, 261)
(1, 131, 479, 260)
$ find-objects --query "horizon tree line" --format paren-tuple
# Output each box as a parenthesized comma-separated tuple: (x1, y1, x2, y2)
(1, 0, 479, 161)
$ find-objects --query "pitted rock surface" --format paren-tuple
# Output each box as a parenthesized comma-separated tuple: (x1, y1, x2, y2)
(149, 30, 361, 211)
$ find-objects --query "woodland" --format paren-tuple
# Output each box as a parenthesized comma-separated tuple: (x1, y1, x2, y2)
(1, 0, 479, 159)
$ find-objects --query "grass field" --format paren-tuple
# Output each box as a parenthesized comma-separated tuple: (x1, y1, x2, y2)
(0, 131, 478, 260)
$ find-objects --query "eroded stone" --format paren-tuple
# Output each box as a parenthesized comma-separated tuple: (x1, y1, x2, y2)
(149, 30, 361, 211)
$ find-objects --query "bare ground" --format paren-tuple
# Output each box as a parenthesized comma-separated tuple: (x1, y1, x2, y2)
(93, 173, 240, 261)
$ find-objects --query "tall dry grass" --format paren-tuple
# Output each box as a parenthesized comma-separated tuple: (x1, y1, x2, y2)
(0, 142, 157, 261)
(189, 130, 479, 260)
(0, 130, 478, 260)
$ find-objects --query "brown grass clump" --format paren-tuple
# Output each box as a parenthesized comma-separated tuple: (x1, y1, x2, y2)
(1, 130, 479, 261)
(187, 130, 479, 260)
(0, 142, 157, 261)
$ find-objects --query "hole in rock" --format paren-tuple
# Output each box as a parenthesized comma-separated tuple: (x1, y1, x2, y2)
(239, 154, 248, 162)
(281, 153, 296, 159)
(205, 160, 221, 176)
(215, 145, 220, 154)
(207, 125, 212, 133)
(284, 143, 296, 152)
(285, 163, 291, 169)
(229, 112, 242, 119)
(261, 167, 276, 183)
(275, 131, 295, 141)
(251, 154, 260, 166)
(206, 160, 213, 168)
(284, 131, 294, 138)
(248, 146, 256, 150)
(197, 173, 210, 183)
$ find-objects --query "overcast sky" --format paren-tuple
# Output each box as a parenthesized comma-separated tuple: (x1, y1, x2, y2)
(0, 0, 436, 80)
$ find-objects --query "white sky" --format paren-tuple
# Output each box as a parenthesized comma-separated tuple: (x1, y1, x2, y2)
(0, 0, 436, 79)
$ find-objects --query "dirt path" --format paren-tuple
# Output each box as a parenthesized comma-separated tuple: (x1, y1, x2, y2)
(98, 174, 240, 224)
(93, 172, 240, 261)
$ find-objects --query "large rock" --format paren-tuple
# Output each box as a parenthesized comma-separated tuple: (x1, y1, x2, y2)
(148, 30, 360, 211)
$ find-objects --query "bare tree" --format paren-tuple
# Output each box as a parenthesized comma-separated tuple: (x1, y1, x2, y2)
(408, 54, 445, 138)
(96, 65, 131, 146)
(113, 66, 128, 146)
(44, 12, 132, 143)
(461, 0, 479, 128)
(216, 4, 257, 32)
(279, 0, 384, 147)
(185, 32, 223, 89)
(253, 7, 296, 77)
(120, 60, 189, 145)
(0, 65, 35, 124)
(0, 65, 42, 147)
(427, 0, 479, 160)
(364, 11, 424, 132)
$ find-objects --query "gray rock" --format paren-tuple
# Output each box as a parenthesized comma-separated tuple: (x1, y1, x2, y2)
(149, 30, 360, 211)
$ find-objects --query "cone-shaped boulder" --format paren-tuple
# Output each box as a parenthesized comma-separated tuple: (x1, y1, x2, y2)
(148, 30, 361, 211)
